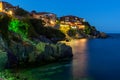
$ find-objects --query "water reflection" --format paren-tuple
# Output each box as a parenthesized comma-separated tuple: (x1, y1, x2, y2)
(67, 39, 88, 79)
(18, 36, 120, 80)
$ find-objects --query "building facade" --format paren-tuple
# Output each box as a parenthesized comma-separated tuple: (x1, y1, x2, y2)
(31, 12, 57, 27)
(60, 15, 85, 30)
(0, 1, 18, 15)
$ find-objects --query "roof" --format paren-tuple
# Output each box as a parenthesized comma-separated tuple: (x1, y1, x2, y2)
(60, 15, 84, 22)
(60, 15, 84, 19)
(32, 12, 56, 15)
(0, 1, 16, 8)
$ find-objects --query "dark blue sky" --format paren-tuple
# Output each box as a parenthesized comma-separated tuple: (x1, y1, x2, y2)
(5, 0, 120, 33)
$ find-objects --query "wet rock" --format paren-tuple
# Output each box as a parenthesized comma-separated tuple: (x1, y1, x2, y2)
(6, 49, 18, 68)
(57, 43, 73, 58)
(36, 43, 73, 62)
(0, 51, 7, 70)
(100, 32, 107, 38)
(0, 32, 73, 68)
(0, 34, 7, 50)
(38, 36, 52, 43)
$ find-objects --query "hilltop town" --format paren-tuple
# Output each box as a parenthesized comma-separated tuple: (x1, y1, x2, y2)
(0, 1, 107, 40)
(0, 1, 108, 80)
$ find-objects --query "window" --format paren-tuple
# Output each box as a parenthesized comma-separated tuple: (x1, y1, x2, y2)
(65, 17, 69, 22)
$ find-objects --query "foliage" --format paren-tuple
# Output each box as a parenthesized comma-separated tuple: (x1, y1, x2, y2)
(68, 29, 77, 37)
(91, 26, 96, 31)
(8, 18, 29, 39)
(83, 22, 91, 27)
(0, 13, 10, 39)
(36, 42, 46, 54)
(0, 51, 7, 71)
(30, 18, 65, 39)
(14, 8, 29, 16)
(82, 22, 91, 35)
(0, 69, 31, 80)
(29, 18, 45, 28)
(38, 27, 65, 39)
(0, 70, 15, 80)
(56, 18, 60, 25)
(84, 25, 91, 35)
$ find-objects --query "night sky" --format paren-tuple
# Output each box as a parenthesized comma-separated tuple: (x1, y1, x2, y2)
(4, 0, 120, 33)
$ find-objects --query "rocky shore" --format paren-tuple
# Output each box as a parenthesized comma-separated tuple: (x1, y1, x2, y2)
(0, 32, 73, 70)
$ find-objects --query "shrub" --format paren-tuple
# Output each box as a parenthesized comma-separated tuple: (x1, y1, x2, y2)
(8, 18, 29, 39)
(14, 8, 29, 16)
(29, 19, 65, 39)
(0, 51, 7, 71)
(84, 25, 91, 35)
(0, 13, 10, 39)
(68, 29, 77, 37)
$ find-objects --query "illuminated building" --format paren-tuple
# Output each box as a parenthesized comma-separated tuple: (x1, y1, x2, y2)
(0, 1, 18, 15)
(31, 12, 57, 27)
(60, 15, 85, 30)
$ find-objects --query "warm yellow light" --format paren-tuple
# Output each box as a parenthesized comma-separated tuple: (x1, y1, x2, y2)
(0, 8, 2, 11)
(50, 20, 55, 24)
(71, 26, 77, 29)
(78, 25, 85, 29)
(9, 10, 13, 15)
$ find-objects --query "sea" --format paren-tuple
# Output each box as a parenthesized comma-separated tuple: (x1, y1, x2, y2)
(18, 34, 120, 80)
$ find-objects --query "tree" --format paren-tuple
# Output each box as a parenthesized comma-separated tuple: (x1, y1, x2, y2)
(84, 25, 91, 35)
(14, 8, 29, 16)
(8, 18, 29, 38)
(68, 29, 77, 37)
(0, 13, 10, 39)
(29, 18, 65, 39)
(82, 22, 92, 35)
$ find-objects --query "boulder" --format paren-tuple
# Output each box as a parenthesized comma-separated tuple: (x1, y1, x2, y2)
(5, 49, 18, 68)
(38, 36, 52, 43)
(1, 32, 73, 68)
(0, 51, 7, 70)
(8, 40, 35, 64)
(100, 32, 107, 38)
(44, 45, 55, 61)
(0, 34, 7, 50)
(57, 43, 73, 58)
(35, 42, 73, 63)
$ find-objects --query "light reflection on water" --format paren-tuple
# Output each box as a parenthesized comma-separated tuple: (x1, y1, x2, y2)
(5, 35, 120, 80)
(30, 39, 89, 80)
(17, 39, 89, 80)
(66, 39, 88, 79)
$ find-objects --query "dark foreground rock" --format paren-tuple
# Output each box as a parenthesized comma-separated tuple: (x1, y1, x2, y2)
(0, 32, 73, 69)
(0, 52, 7, 71)
(100, 32, 108, 38)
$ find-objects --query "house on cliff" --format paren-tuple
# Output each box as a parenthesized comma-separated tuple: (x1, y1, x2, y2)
(0, 1, 18, 15)
(31, 11, 57, 27)
(60, 15, 85, 30)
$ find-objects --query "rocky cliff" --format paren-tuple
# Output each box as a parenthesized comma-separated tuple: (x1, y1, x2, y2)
(0, 32, 73, 69)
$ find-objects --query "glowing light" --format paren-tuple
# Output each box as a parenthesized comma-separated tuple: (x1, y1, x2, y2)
(78, 25, 85, 29)
(50, 20, 55, 25)
(8, 10, 13, 15)
(9, 18, 29, 39)
(0, 8, 2, 11)
(71, 26, 77, 29)
(71, 39, 88, 79)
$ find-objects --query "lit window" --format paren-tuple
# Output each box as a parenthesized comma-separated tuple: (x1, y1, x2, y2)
(9, 10, 13, 15)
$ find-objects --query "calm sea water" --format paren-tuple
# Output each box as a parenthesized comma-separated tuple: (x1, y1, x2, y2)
(21, 34, 120, 80)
